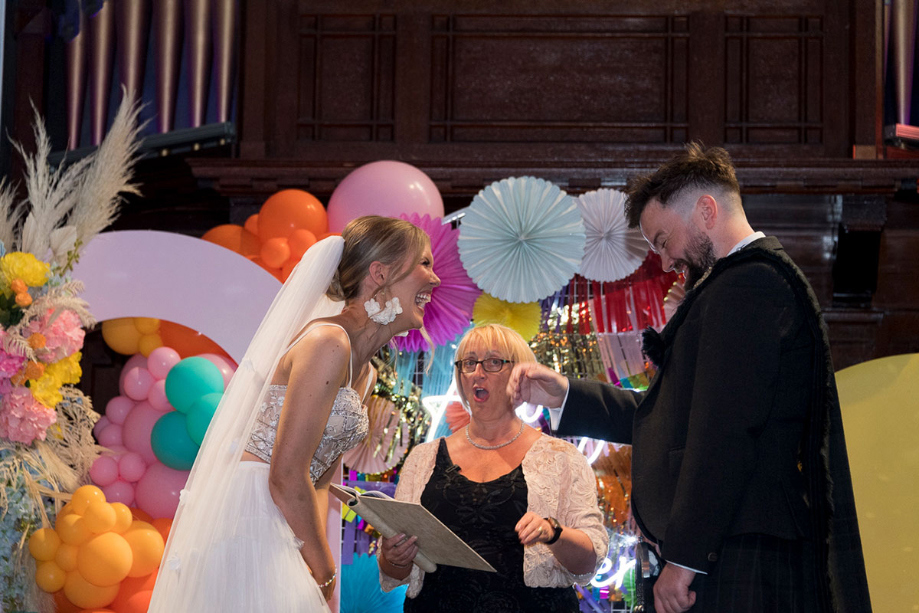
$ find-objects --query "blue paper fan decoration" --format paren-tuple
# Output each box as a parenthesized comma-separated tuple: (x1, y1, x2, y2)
(458, 176, 586, 303)
(341, 553, 407, 613)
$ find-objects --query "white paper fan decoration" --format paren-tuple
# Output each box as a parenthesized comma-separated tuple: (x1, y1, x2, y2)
(575, 188, 649, 283)
(458, 176, 585, 303)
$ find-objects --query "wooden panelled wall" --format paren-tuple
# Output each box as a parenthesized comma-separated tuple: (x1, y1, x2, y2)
(182, 0, 919, 370)
(8, 0, 918, 370)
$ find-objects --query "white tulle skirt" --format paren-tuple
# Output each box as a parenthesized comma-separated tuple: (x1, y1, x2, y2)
(151, 462, 330, 613)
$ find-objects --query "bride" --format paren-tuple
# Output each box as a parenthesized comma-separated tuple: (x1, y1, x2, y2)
(149, 215, 439, 612)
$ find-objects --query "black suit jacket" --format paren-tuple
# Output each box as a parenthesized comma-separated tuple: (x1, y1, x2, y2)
(557, 237, 871, 612)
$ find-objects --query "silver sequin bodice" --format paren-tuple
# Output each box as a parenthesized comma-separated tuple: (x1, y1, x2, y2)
(245, 384, 369, 483)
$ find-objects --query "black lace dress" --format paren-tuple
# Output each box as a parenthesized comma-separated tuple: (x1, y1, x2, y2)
(403, 439, 579, 613)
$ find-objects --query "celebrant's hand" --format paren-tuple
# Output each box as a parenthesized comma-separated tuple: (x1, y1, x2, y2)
(380, 532, 418, 573)
(507, 363, 568, 408)
(515, 511, 554, 546)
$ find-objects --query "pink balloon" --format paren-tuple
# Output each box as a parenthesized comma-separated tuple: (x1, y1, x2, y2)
(105, 396, 136, 425)
(119, 354, 148, 395)
(134, 461, 190, 519)
(93, 415, 111, 437)
(89, 455, 120, 487)
(147, 379, 173, 412)
(124, 366, 155, 401)
(102, 479, 135, 506)
(327, 161, 444, 232)
(97, 423, 124, 448)
(118, 452, 147, 483)
(196, 353, 237, 387)
(147, 346, 181, 379)
(122, 401, 161, 464)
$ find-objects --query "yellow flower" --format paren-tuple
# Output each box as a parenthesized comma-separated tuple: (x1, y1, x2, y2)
(0, 252, 51, 287)
(29, 370, 64, 408)
(46, 352, 82, 385)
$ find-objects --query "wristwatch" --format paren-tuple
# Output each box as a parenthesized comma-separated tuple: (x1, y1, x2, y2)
(544, 516, 563, 545)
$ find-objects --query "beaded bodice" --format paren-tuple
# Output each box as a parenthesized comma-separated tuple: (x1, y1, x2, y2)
(245, 383, 369, 483)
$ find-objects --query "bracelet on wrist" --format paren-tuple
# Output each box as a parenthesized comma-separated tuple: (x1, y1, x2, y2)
(317, 568, 337, 589)
(387, 557, 409, 568)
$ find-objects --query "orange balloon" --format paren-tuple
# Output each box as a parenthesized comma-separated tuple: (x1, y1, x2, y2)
(258, 189, 328, 241)
(110, 503, 134, 534)
(128, 507, 153, 523)
(138, 333, 164, 356)
(76, 533, 133, 586)
(110, 570, 157, 611)
(158, 321, 232, 361)
(260, 237, 291, 268)
(57, 514, 92, 546)
(63, 571, 119, 609)
(151, 517, 173, 541)
(280, 259, 296, 282)
(54, 588, 84, 613)
(288, 228, 317, 259)
(72, 485, 106, 514)
(101, 319, 142, 356)
(83, 501, 117, 534)
(244, 213, 259, 236)
(122, 525, 165, 577)
(202, 224, 262, 258)
(29, 527, 61, 561)
(121, 589, 153, 613)
(56, 542, 80, 571)
(36, 560, 67, 592)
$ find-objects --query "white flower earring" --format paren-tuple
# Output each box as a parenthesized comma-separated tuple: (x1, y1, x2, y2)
(364, 294, 403, 325)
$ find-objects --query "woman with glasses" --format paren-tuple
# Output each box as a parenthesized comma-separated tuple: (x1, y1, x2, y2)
(378, 324, 608, 612)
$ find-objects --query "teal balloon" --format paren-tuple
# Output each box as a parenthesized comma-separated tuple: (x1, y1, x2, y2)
(151, 411, 199, 470)
(164, 356, 225, 413)
(185, 392, 222, 446)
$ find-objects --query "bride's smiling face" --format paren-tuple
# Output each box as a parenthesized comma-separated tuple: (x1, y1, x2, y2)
(389, 241, 440, 331)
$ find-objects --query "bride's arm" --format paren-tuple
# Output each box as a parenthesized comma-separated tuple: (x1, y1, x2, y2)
(268, 325, 350, 592)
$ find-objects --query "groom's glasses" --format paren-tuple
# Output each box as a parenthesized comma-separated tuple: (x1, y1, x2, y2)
(454, 358, 514, 373)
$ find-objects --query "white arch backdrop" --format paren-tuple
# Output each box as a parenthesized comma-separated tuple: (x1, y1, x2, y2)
(72, 230, 281, 362)
(72, 229, 343, 609)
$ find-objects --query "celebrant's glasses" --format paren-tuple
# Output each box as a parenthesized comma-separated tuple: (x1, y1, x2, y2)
(455, 358, 514, 373)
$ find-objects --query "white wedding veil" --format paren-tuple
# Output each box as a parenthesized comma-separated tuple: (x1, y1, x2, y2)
(149, 236, 345, 609)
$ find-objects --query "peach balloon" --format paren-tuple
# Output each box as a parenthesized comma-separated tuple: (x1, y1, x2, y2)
(55, 542, 79, 571)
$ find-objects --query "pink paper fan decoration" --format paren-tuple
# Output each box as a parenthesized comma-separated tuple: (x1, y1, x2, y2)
(396, 213, 481, 351)
(342, 396, 409, 475)
(444, 400, 470, 433)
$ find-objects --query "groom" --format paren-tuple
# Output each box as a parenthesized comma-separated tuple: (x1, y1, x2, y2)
(508, 143, 870, 613)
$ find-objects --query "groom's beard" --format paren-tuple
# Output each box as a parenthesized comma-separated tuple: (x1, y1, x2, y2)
(682, 230, 717, 291)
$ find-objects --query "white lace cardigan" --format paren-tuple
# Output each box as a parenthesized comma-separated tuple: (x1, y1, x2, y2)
(379, 434, 609, 598)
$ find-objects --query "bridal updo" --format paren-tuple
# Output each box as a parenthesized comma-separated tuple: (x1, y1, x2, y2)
(326, 215, 429, 302)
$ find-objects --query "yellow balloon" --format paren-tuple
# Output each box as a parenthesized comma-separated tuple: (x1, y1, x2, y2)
(133, 317, 160, 335)
(58, 502, 76, 518)
(837, 353, 919, 613)
(55, 542, 79, 571)
(101, 318, 142, 355)
(138, 333, 164, 356)
(56, 514, 91, 546)
(71, 484, 106, 514)
(28, 527, 61, 561)
(35, 560, 66, 592)
(110, 502, 134, 534)
(123, 526, 165, 577)
(83, 500, 117, 533)
(76, 532, 133, 587)
(63, 570, 120, 609)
